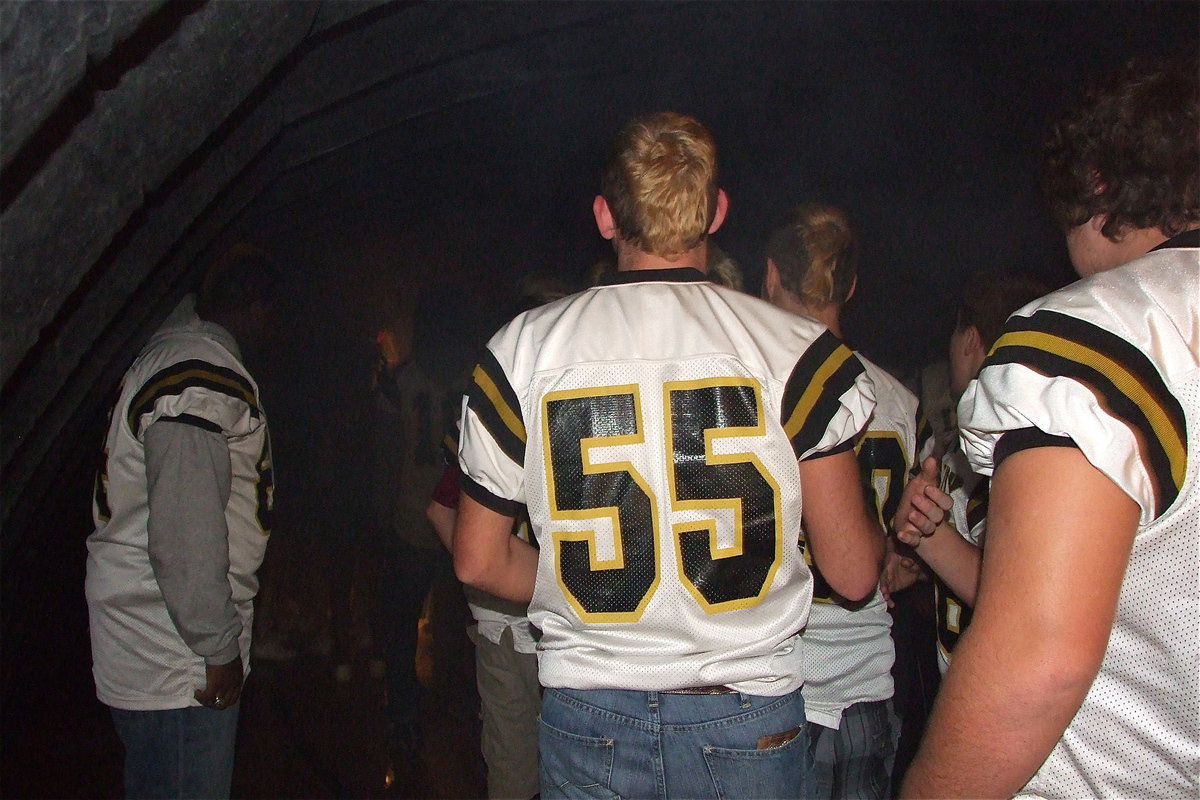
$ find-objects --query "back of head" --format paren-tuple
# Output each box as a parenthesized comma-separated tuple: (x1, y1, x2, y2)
(707, 243, 745, 291)
(514, 273, 571, 314)
(957, 270, 1052, 350)
(196, 243, 281, 320)
(1041, 56, 1199, 240)
(601, 112, 719, 259)
(765, 203, 858, 307)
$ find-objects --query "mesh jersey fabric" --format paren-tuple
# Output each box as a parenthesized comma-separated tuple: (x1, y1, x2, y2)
(87, 296, 274, 710)
(958, 242, 1199, 798)
(458, 268, 876, 696)
(801, 355, 918, 727)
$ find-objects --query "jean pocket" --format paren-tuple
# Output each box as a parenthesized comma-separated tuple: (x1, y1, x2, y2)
(701, 726, 810, 800)
(539, 718, 618, 800)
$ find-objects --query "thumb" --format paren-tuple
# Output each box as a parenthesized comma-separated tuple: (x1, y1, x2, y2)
(920, 455, 939, 481)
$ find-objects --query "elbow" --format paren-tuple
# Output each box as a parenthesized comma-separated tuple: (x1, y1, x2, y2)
(831, 567, 882, 604)
(824, 531, 885, 603)
(452, 544, 488, 591)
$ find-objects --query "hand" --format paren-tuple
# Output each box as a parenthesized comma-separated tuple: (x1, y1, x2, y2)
(880, 543, 927, 606)
(897, 483, 955, 548)
(892, 456, 940, 535)
(194, 656, 243, 710)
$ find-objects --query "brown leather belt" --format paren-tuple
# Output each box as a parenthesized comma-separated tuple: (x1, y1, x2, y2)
(660, 685, 733, 695)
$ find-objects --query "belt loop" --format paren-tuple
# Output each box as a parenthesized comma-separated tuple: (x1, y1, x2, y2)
(648, 690, 659, 710)
(738, 692, 751, 709)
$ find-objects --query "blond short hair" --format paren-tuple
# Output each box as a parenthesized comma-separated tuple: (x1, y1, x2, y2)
(601, 112, 719, 259)
(707, 243, 745, 291)
(765, 204, 857, 308)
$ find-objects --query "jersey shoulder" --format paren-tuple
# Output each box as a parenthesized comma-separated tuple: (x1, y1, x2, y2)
(123, 328, 261, 441)
(961, 249, 1196, 522)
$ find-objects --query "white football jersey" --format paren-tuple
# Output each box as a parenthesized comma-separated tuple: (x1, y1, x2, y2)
(458, 268, 876, 696)
(928, 438, 988, 675)
(87, 296, 273, 710)
(959, 237, 1198, 798)
(801, 356, 918, 727)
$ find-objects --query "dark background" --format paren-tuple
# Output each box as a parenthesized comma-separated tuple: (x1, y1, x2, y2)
(1, 2, 1196, 796)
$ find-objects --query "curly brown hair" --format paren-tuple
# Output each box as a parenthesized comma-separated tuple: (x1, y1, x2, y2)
(1041, 56, 1199, 240)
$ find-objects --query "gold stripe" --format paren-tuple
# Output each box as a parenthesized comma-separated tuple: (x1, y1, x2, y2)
(129, 368, 255, 429)
(472, 364, 526, 443)
(783, 344, 854, 439)
(996, 330, 1186, 490)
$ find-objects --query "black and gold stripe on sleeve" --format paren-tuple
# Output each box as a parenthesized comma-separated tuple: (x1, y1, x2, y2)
(986, 309, 1187, 518)
(781, 331, 866, 458)
(465, 349, 526, 466)
(127, 359, 258, 434)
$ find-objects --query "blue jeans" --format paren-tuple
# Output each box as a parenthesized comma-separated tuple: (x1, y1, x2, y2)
(109, 705, 240, 799)
(540, 687, 812, 799)
(808, 699, 900, 800)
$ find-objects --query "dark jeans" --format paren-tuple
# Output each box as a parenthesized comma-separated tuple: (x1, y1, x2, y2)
(109, 704, 240, 799)
(808, 699, 899, 800)
(376, 541, 449, 739)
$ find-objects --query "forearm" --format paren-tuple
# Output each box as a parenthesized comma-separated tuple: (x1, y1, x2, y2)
(800, 450, 884, 601)
(914, 522, 981, 606)
(426, 500, 457, 552)
(901, 610, 1094, 797)
(145, 420, 241, 665)
(453, 493, 537, 603)
(902, 447, 1137, 798)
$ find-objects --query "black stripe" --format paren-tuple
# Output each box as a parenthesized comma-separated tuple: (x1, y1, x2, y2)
(784, 334, 866, 457)
(466, 348, 526, 466)
(799, 438, 855, 461)
(990, 310, 1185, 516)
(994, 427, 1078, 468)
(965, 479, 990, 533)
(782, 330, 843, 413)
(458, 471, 523, 518)
(128, 359, 258, 433)
(157, 413, 223, 434)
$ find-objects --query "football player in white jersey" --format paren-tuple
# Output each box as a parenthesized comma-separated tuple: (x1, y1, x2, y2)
(762, 203, 918, 799)
(891, 271, 1049, 676)
(903, 57, 1199, 798)
(88, 245, 278, 799)
(452, 112, 885, 799)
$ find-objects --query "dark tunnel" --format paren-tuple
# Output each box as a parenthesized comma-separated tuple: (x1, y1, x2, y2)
(2, 2, 1196, 796)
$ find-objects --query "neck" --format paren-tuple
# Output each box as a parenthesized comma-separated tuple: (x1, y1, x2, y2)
(1112, 226, 1175, 268)
(616, 238, 709, 273)
(771, 292, 843, 337)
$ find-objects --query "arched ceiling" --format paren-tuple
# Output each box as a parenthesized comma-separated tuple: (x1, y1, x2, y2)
(1, 0, 1196, 666)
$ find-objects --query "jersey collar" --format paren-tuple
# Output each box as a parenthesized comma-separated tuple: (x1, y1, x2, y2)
(598, 266, 709, 286)
(1151, 227, 1200, 251)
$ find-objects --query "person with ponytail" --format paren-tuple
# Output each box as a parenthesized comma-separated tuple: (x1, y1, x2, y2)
(764, 204, 919, 800)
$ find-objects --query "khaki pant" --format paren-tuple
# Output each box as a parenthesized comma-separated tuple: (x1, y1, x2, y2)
(469, 625, 541, 800)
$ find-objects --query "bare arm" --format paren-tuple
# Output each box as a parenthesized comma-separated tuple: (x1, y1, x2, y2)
(897, 485, 981, 606)
(452, 493, 538, 603)
(426, 499, 457, 552)
(901, 446, 1138, 798)
(798, 449, 885, 602)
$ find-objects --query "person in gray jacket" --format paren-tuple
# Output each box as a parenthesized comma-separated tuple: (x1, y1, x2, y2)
(87, 244, 279, 799)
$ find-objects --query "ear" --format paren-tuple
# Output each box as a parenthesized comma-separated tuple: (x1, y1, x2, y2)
(1089, 213, 1108, 232)
(593, 195, 617, 240)
(845, 274, 858, 303)
(962, 324, 984, 358)
(764, 258, 782, 301)
(708, 189, 729, 234)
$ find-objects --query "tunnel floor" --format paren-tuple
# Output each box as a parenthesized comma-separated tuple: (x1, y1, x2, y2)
(1, 551, 488, 800)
